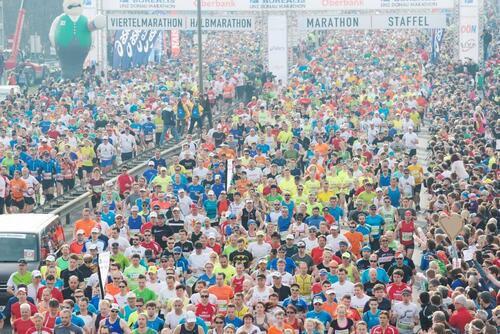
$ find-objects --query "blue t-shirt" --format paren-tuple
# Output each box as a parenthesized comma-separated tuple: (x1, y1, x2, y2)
(55, 314, 85, 328)
(198, 273, 216, 286)
(203, 199, 218, 219)
(328, 206, 344, 222)
(277, 215, 292, 232)
(282, 297, 308, 311)
(224, 316, 243, 327)
(267, 257, 297, 274)
(365, 215, 384, 239)
(363, 309, 381, 329)
(305, 310, 332, 327)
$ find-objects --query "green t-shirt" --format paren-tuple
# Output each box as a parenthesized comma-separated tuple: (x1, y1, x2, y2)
(111, 253, 130, 271)
(123, 265, 146, 290)
(132, 329, 157, 334)
(56, 256, 69, 271)
(12, 271, 32, 286)
(132, 287, 157, 303)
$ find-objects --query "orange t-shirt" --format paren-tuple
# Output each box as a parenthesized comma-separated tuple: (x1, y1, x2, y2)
(314, 143, 329, 156)
(344, 231, 364, 257)
(268, 324, 294, 334)
(10, 178, 27, 201)
(207, 285, 234, 301)
(74, 219, 97, 238)
(321, 302, 338, 318)
(105, 283, 122, 296)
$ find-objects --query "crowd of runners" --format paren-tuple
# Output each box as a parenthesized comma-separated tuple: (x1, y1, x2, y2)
(0, 6, 499, 334)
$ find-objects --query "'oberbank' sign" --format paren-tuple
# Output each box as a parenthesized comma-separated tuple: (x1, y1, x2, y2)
(103, 0, 454, 11)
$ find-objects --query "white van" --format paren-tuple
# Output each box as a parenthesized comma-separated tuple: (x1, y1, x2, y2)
(0, 85, 21, 101)
(0, 214, 65, 304)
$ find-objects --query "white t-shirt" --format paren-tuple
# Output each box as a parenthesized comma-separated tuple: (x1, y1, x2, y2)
(119, 133, 136, 153)
(245, 167, 263, 183)
(351, 294, 371, 314)
(394, 301, 419, 334)
(402, 132, 418, 149)
(331, 280, 355, 300)
(188, 252, 211, 277)
(248, 241, 272, 261)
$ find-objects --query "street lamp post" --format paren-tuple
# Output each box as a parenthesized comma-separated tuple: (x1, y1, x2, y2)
(197, 0, 203, 96)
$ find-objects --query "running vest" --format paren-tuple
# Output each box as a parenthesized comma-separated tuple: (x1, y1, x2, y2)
(399, 220, 415, 246)
(105, 317, 124, 334)
(294, 274, 313, 297)
(180, 324, 199, 334)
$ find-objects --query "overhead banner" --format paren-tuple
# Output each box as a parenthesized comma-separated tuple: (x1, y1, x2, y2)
(268, 15, 288, 84)
(299, 14, 448, 30)
(459, 0, 480, 62)
(371, 15, 448, 29)
(112, 30, 161, 69)
(298, 15, 371, 30)
(107, 15, 255, 31)
(103, 0, 454, 11)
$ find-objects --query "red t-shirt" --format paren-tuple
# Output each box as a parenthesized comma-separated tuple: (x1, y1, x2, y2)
(117, 174, 134, 194)
(37, 286, 64, 303)
(141, 240, 162, 256)
(69, 240, 85, 254)
(11, 301, 38, 320)
(43, 312, 59, 329)
(26, 326, 53, 334)
(386, 283, 410, 301)
(370, 325, 399, 334)
(311, 247, 324, 265)
(449, 307, 474, 333)
(13, 318, 35, 334)
(195, 303, 217, 324)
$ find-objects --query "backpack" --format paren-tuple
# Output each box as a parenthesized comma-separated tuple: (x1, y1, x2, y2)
(192, 105, 200, 119)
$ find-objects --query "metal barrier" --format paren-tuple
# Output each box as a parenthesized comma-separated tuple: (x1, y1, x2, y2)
(39, 144, 188, 224)
(35, 105, 230, 226)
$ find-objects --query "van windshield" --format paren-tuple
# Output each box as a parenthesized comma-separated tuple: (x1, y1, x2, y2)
(0, 233, 39, 262)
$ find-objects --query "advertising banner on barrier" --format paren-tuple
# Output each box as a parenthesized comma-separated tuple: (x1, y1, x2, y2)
(268, 15, 288, 84)
(102, 0, 454, 11)
(371, 15, 448, 29)
(299, 14, 448, 30)
(107, 15, 255, 31)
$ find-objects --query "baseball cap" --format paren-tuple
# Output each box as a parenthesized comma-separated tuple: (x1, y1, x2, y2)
(148, 161, 155, 166)
(313, 297, 324, 304)
(186, 311, 196, 323)
(46, 255, 56, 262)
(272, 272, 281, 278)
(91, 227, 100, 234)
(402, 288, 412, 295)
(32, 270, 42, 278)
(208, 233, 216, 239)
(286, 234, 294, 240)
(150, 212, 157, 218)
(127, 292, 136, 299)
(361, 246, 372, 252)
(111, 303, 120, 311)
(147, 266, 158, 274)
(111, 242, 119, 248)
(256, 230, 265, 236)
(173, 246, 182, 253)
(131, 206, 139, 211)
(326, 289, 336, 295)
(342, 252, 351, 259)
(297, 241, 306, 247)
(18, 258, 27, 264)
(76, 229, 85, 235)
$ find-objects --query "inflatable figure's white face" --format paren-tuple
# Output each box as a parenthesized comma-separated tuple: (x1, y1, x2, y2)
(63, 0, 84, 17)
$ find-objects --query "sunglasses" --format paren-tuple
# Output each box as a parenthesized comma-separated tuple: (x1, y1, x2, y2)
(201, 295, 209, 298)
(215, 321, 224, 324)
(370, 260, 378, 263)
(111, 310, 119, 313)
(119, 285, 126, 288)
(137, 304, 144, 307)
